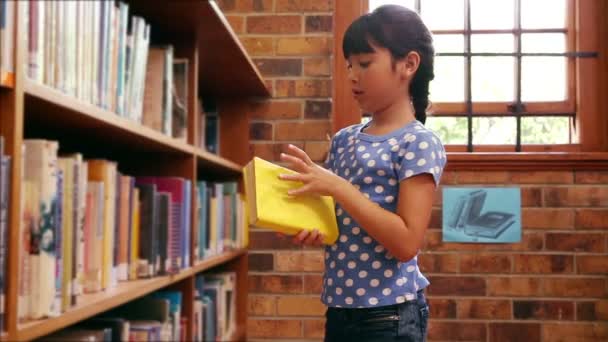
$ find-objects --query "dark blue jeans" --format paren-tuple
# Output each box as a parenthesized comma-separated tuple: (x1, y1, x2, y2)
(324, 290, 429, 342)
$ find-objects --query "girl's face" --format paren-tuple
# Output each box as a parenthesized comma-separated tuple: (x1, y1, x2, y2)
(347, 43, 407, 114)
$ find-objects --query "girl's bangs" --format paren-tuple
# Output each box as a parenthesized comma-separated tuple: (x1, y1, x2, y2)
(342, 15, 376, 59)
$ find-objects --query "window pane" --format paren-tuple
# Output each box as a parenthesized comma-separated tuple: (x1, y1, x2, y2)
(522, 117, 570, 144)
(369, 0, 416, 12)
(420, 0, 464, 30)
(521, 33, 566, 53)
(425, 117, 468, 144)
(470, 0, 515, 30)
(431, 57, 465, 102)
(471, 34, 514, 53)
(473, 117, 516, 144)
(472, 57, 515, 102)
(521, 0, 567, 29)
(522, 57, 567, 101)
(433, 34, 464, 53)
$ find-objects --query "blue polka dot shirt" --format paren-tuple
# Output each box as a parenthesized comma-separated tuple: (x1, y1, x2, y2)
(321, 119, 446, 308)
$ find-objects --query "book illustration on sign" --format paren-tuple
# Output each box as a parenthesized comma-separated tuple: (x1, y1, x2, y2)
(443, 187, 521, 243)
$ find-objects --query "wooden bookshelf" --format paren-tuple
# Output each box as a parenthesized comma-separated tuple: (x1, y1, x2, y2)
(15, 249, 247, 342)
(1, 0, 266, 340)
(0, 71, 15, 88)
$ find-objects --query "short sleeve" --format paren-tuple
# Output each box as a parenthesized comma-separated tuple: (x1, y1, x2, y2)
(324, 135, 336, 170)
(397, 132, 446, 186)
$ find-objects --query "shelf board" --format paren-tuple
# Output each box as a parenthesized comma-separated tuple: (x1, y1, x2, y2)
(127, 0, 270, 98)
(194, 147, 243, 177)
(16, 249, 247, 341)
(24, 80, 195, 157)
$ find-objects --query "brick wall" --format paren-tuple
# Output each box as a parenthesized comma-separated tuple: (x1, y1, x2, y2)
(217, 1, 608, 341)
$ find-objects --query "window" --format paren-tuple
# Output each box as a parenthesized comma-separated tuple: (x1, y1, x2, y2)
(333, 0, 606, 153)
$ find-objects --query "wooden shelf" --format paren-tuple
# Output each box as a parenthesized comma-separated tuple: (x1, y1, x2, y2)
(15, 249, 247, 342)
(127, 0, 270, 98)
(195, 147, 243, 177)
(0, 71, 15, 88)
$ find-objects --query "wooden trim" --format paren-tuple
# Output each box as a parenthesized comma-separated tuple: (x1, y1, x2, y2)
(446, 152, 608, 170)
(0, 71, 15, 88)
(429, 101, 573, 116)
(445, 144, 581, 153)
(15, 249, 247, 342)
(332, 0, 365, 133)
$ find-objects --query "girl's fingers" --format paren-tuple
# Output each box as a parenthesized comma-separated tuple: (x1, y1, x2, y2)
(315, 233, 326, 246)
(303, 229, 319, 245)
(278, 173, 303, 182)
(288, 144, 314, 166)
(293, 230, 309, 244)
(288, 184, 311, 196)
(280, 153, 309, 173)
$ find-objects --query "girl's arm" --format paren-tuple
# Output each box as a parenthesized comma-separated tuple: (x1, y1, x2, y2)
(279, 144, 437, 262)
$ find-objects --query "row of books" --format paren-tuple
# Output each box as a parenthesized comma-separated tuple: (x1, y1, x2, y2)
(0, 136, 11, 333)
(19, 138, 247, 322)
(0, 0, 15, 85)
(36, 271, 236, 342)
(24, 0, 189, 141)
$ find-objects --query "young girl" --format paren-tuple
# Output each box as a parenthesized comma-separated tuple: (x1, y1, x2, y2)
(278, 4, 446, 341)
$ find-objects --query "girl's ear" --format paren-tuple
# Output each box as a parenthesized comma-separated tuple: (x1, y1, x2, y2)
(403, 51, 421, 80)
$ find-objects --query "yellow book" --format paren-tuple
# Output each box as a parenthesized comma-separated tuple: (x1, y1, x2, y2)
(243, 157, 338, 244)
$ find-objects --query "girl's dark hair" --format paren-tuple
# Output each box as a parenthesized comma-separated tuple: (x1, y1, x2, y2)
(342, 5, 434, 124)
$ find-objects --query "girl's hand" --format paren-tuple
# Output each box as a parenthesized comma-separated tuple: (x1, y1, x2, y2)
(276, 229, 325, 247)
(278, 144, 344, 197)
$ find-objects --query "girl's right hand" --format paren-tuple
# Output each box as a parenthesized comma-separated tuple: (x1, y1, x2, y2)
(276, 229, 325, 247)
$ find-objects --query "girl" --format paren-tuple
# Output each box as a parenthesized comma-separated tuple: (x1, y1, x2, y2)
(279, 4, 446, 342)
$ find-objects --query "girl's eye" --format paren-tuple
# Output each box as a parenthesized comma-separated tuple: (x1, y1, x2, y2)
(359, 61, 371, 68)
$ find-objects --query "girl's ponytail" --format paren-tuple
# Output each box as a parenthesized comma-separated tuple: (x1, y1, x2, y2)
(410, 61, 434, 124)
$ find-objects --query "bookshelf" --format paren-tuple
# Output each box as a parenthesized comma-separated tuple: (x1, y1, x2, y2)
(0, 0, 267, 341)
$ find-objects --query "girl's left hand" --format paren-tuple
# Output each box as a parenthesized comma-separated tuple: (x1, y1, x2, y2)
(278, 144, 344, 197)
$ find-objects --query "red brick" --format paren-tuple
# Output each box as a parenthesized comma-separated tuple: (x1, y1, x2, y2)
(249, 253, 274, 272)
(276, 37, 332, 56)
(250, 122, 273, 140)
(254, 58, 302, 77)
(424, 231, 543, 252)
(440, 171, 458, 184)
(225, 15, 245, 33)
(457, 299, 511, 319)
(241, 37, 274, 56)
(275, 121, 331, 140)
(304, 58, 331, 76)
(545, 233, 604, 253)
(217, 0, 273, 12)
(521, 187, 542, 206)
(418, 253, 460, 273)
(543, 278, 607, 297)
(513, 300, 574, 320)
(460, 253, 512, 273)
(250, 231, 302, 250)
(275, 79, 332, 97)
(428, 208, 441, 229)
(250, 142, 304, 162)
(426, 276, 486, 296)
(456, 171, 510, 184)
(249, 274, 303, 294)
(306, 15, 333, 32)
(509, 171, 573, 184)
(576, 255, 608, 274)
(542, 323, 608, 342)
(275, 251, 325, 272)
(247, 319, 302, 338)
(303, 319, 325, 338)
(577, 300, 608, 321)
(277, 296, 326, 316)
(513, 254, 574, 274)
(489, 323, 540, 342)
(428, 298, 457, 318)
(304, 141, 330, 162)
(304, 100, 332, 119)
(247, 15, 301, 34)
(428, 321, 486, 341)
(575, 209, 608, 229)
(544, 187, 608, 207)
(248, 295, 277, 316)
(522, 208, 575, 229)
(487, 277, 543, 297)
(303, 274, 324, 294)
(250, 100, 302, 120)
(276, 0, 334, 12)
(575, 171, 608, 184)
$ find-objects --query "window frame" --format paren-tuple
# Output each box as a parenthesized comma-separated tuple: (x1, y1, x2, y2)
(332, 0, 608, 154)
